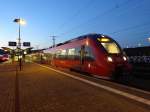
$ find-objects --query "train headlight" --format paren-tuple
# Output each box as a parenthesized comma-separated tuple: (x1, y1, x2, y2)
(107, 56, 113, 62)
(123, 56, 127, 61)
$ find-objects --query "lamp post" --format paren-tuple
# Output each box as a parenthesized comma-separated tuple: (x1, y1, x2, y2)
(148, 37, 150, 43)
(13, 18, 26, 70)
(13, 18, 26, 49)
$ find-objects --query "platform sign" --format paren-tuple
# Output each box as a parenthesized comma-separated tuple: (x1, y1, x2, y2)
(23, 42, 30, 47)
(8, 41, 17, 46)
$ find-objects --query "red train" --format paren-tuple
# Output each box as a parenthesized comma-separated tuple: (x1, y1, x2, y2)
(0, 50, 9, 62)
(43, 34, 131, 79)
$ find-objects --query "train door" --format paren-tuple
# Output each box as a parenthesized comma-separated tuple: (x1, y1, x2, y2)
(73, 45, 94, 72)
(81, 45, 95, 73)
(72, 45, 85, 71)
(80, 45, 85, 65)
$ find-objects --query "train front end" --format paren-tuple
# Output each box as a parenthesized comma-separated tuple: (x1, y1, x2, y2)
(94, 35, 132, 79)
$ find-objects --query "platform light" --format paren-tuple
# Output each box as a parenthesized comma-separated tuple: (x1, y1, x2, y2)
(18, 55, 22, 59)
(14, 18, 26, 25)
(148, 37, 150, 42)
(24, 51, 27, 55)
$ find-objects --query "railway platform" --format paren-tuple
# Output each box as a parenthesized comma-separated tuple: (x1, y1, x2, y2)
(0, 62, 149, 112)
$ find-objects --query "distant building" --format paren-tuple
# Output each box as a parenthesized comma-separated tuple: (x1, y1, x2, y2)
(124, 46, 150, 56)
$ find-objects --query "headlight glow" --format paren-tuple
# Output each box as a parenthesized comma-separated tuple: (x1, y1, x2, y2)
(107, 56, 113, 62)
(123, 56, 127, 61)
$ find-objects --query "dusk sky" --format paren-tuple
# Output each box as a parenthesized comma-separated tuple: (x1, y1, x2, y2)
(0, 0, 150, 49)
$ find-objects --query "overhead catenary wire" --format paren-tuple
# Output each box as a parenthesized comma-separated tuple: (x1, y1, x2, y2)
(71, 0, 150, 38)
(57, 0, 94, 32)
(66, 0, 146, 37)
(115, 0, 146, 17)
(109, 21, 150, 35)
(54, 0, 150, 48)
(58, 0, 132, 36)
(51, 0, 94, 46)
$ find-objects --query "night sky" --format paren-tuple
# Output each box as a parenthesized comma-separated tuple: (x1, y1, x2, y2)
(0, 0, 150, 49)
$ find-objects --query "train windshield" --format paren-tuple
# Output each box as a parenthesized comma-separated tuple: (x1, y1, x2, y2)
(97, 37, 121, 54)
(101, 42, 121, 54)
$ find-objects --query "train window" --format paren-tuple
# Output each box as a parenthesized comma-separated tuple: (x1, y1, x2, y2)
(85, 46, 95, 61)
(101, 42, 121, 54)
(75, 47, 80, 60)
(44, 53, 51, 61)
(61, 50, 66, 55)
(59, 49, 67, 59)
(55, 50, 61, 59)
(68, 48, 75, 55)
(68, 48, 75, 59)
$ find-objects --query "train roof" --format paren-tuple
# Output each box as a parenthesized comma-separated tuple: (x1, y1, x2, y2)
(49, 33, 108, 48)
